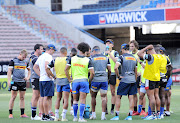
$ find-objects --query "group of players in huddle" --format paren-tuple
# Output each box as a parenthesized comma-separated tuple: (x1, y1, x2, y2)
(7, 39, 173, 121)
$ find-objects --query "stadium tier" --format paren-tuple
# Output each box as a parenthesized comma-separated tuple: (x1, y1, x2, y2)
(69, 0, 137, 13)
(0, 5, 77, 61)
(141, 0, 180, 9)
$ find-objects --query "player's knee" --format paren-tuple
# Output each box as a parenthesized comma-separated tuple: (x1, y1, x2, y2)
(111, 91, 115, 96)
(139, 95, 144, 100)
(20, 96, 24, 101)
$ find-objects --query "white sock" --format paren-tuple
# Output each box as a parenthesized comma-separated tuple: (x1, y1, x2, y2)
(55, 109, 59, 118)
(129, 110, 133, 116)
(92, 112, 96, 117)
(115, 111, 119, 116)
(62, 109, 67, 119)
(101, 112, 105, 118)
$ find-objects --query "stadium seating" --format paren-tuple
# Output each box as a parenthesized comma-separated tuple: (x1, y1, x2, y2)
(141, 0, 180, 9)
(0, 5, 77, 61)
(69, 0, 137, 13)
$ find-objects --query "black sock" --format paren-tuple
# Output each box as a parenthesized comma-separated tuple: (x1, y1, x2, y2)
(115, 112, 119, 116)
(134, 106, 137, 111)
(142, 108, 145, 111)
(20, 108, 24, 115)
(32, 110, 36, 117)
(42, 113, 45, 118)
(9, 109, 13, 114)
(111, 104, 115, 111)
(152, 111, 156, 116)
(106, 106, 107, 111)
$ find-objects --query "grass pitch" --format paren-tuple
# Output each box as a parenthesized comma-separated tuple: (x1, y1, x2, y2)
(0, 86, 180, 123)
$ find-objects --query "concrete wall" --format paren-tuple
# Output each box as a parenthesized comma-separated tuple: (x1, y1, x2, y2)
(35, 0, 51, 12)
(62, 0, 99, 11)
(20, 4, 105, 50)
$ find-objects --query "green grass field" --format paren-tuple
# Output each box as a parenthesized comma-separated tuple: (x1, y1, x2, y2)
(0, 86, 180, 123)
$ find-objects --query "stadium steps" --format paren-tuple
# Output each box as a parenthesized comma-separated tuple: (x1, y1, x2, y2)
(0, 13, 58, 62)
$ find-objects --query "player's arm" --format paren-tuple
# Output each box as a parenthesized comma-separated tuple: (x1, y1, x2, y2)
(7, 60, 14, 87)
(105, 51, 118, 63)
(65, 57, 71, 82)
(7, 68, 13, 87)
(88, 59, 94, 83)
(138, 44, 154, 59)
(114, 56, 123, 80)
(46, 60, 56, 79)
(25, 68, 31, 81)
(33, 64, 40, 76)
(135, 66, 137, 81)
(107, 58, 111, 80)
(166, 57, 173, 80)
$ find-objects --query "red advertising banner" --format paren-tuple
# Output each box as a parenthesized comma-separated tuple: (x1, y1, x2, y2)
(166, 8, 180, 21)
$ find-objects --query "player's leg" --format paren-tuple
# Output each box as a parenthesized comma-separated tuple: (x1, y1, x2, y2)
(110, 75, 116, 115)
(19, 90, 28, 117)
(78, 82, 89, 122)
(54, 86, 62, 121)
(9, 90, 18, 118)
(43, 81, 54, 121)
(61, 84, 70, 121)
(90, 91, 97, 119)
(154, 82, 160, 119)
(31, 79, 41, 120)
(72, 82, 80, 121)
(100, 82, 108, 120)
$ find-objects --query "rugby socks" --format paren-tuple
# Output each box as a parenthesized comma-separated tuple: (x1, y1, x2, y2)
(142, 108, 145, 112)
(101, 112, 105, 118)
(62, 109, 67, 119)
(128, 110, 133, 116)
(31, 107, 37, 117)
(55, 109, 59, 118)
(79, 103, 85, 119)
(134, 106, 137, 112)
(92, 112, 96, 117)
(160, 107, 164, 115)
(20, 108, 25, 115)
(73, 104, 78, 118)
(152, 111, 156, 116)
(138, 105, 142, 113)
(115, 111, 119, 116)
(9, 109, 13, 114)
(111, 104, 115, 111)
(148, 105, 151, 116)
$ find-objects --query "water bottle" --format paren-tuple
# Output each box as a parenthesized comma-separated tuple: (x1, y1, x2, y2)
(105, 46, 109, 56)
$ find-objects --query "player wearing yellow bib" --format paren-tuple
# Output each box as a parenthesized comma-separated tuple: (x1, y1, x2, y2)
(46, 47, 70, 121)
(104, 39, 119, 115)
(155, 46, 172, 118)
(65, 42, 94, 122)
(138, 45, 162, 120)
(160, 47, 173, 116)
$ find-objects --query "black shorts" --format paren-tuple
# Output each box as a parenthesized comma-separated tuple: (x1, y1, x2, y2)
(31, 78, 40, 90)
(136, 76, 141, 88)
(148, 80, 160, 90)
(109, 75, 116, 85)
(159, 76, 167, 88)
(11, 82, 26, 91)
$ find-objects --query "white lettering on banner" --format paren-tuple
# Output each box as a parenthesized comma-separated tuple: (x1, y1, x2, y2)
(103, 11, 147, 24)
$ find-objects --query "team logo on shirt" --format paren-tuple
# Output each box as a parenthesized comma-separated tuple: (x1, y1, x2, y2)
(14, 66, 26, 69)
(73, 63, 86, 68)
(94, 57, 106, 60)
(125, 57, 136, 61)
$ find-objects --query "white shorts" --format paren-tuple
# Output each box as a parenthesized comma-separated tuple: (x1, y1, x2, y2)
(140, 83, 146, 94)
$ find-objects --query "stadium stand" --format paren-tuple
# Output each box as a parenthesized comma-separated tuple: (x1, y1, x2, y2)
(0, 13, 48, 61)
(69, 0, 137, 13)
(141, 0, 180, 9)
(0, 5, 78, 61)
